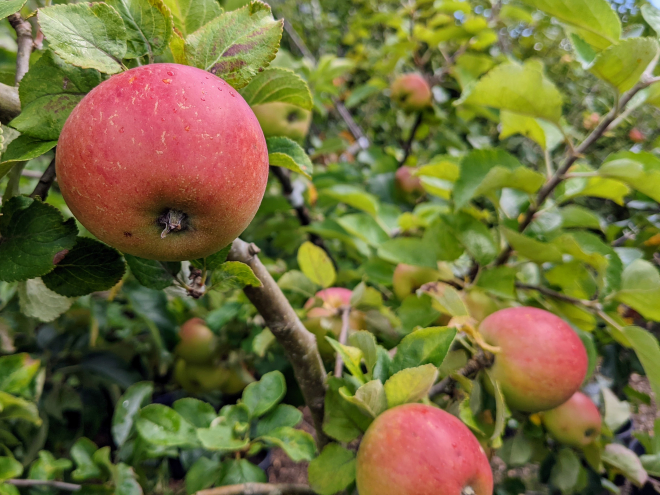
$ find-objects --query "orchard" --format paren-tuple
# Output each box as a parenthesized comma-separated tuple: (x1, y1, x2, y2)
(1, 0, 660, 493)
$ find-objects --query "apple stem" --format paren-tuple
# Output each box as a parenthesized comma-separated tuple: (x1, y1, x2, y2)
(159, 209, 187, 239)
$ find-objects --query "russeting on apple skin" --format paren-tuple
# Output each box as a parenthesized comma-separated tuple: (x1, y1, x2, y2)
(56, 63, 269, 261)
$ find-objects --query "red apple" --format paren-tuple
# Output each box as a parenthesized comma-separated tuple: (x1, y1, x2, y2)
(251, 102, 311, 143)
(392, 263, 440, 300)
(394, 166, 425, 201)
(629, 128, 646, 143)
(390, 73, 432, 112)
(356, 403, 493, 495)
(174, 318, 216, 364)
(479, 307, 588, 412)
(542, 391, 601, 448)
(56, 63, 269, 261)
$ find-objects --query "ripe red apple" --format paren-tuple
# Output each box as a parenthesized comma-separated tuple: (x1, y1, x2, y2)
(175, 318, 216, 364)
(356, 404, 493, 495)
(56, 63, 269, 261)
(542, 391, 601, 448)
(479, 307, 588, 412)
(394, 166, 425, 201)
(251, 102, 311, 143)
(392, 263, 440, 300)
(390, 73, 432, 112)
(629, 128, 646, 143)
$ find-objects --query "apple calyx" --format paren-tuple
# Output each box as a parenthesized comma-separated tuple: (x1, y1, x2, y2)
(159, 209, 188, 239)
(462, 486, 476, 495)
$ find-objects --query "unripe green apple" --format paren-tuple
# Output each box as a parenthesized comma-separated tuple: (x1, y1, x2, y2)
(542, 391, 601, 448)
(479, 307, 588, 412)
(392, 263, 440, 300)
(390, 73, 432, 112)
(174, 318, 216, 364)
(56, 63, 269, 261)
(218, 364, 256, 395)
(251, 102, 311, 143)
(356, 404, 493, 495)
(174, 359, 230, 394)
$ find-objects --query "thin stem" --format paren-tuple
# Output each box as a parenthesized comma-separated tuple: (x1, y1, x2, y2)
(334, 306, 351, 377)
(398, 112, 423, 167)
(2, 161, 26, 204)
(515, 282, 600, 309)
(7, 13, 32, 85)
(196, 483, 316, 495)
(6, 480, 81, 491)
(544, 148, 553, 179)
(228, 239, 329, 448)
(30, 155, 57, 200)
(430, 351, 493, 397)
(562, 172, 599, 179)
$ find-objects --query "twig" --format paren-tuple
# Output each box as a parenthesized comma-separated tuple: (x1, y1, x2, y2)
(196, 483, 315, 495)
(269, 166, 335, 264)
(7, 13, 33, 85)
(30, 155, 57, 200)
(334, 306, 351, 377)
(398, 112, 423, 167)
(427, 44, 467, 86)
(612, 230, 636, 247)
(515, 282, 600, 308)
(430, 351, 493, 397)
(6, 479, 81, 491)
(228, 239, 329, 448)
(495, 80, 654, 266)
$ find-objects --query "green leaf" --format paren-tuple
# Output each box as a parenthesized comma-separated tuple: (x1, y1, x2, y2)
(267, 136, 313, 178)
(41, 237, 125, 297)
(441, 213, 497, 265)
(241, 370, 286, 417)
(420, 282, 469, 317)
(0, 196, 78, 282)
(0, 390, 41, 424)
(558, 163, 630, 205)
(185, 457, 220, 494)
(212, 261, 261, 290)
(383, 364, 438, 408)
(560, 205, 603, 230)
(326, 338, 365, 382)
(348, 331, 378, 375)
(259, 426, 316, 462)
(107, 0, 173, 59)
(461, 61, 563, 123)
(217, 459, 266, 485)
(502, 227, 563, 263)
(37, 3, 128, 74)
(377, 237, 439, 269)
(322, 378, 372, 443)
(135, 404, 199, 447)
(192, 244, 232, 271)
(519, 0, 621, 50)
(255, 404, 302, 437)
(240, 67, 312, 109)
(0, 136, 57, 168)
(17, 278, 73, 322)
(114, 463, 143, 495)
(336, 213, 389, 247)
(322, 184, 380, 217)
(125, 255, 179, 290)
(590, 38, 659, 93)
(161, 0, 222, 37)
(10, 94, 82, 141)
(339, 380, 387, 418)
(454, 149, 545, 209)
(550, 448, 581, 493)
(599, 151, 660, 203)
(499, 111, 563, 150)
(71, 438, 103, 481)
(614, 260, 660, 321)
(0, 457, 23, 481)
(398, 294, 441, 332)
(625, 326, 660, 403)
(391, 327, 456, 374)
(0, 354, 40, 396)
(197, 423, 249, 451)
(184, 1, 282, 89)
(602, 387, 631, 433)
(476, 266, 516, 299)
(602, 444, 648, 487)
(297, 241, 336, 288)
(642, 4, 660, 36)
(0, 0, 27, 21)
(277, 270, 316, 297)
(172, 398, 216, 428)
(308, 443, 356, 495)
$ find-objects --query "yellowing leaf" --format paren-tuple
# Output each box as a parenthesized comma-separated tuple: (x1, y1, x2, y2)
(297, 241, 336, 288)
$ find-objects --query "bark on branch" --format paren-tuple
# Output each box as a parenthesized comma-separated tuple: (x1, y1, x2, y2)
(228, 238, 329, 447)
(6, 479, 81, 491)
(0, 81, 21, 124)
(196, 483, 315, 495)
(7, 13, 32, 85)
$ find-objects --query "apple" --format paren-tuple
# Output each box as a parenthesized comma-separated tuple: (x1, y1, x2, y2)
(542, 391, 601, 448)
(251, 102, 312, 143)
(394, 166, 425, 202)
(392, 263, 440, 300)
(479, 307, 588, 412)
(174, 359, 229, 394)
(629, 128, 646, 143)
(356, 403, 493, 495)
(56, 63, 269, 261)
(174, 318, 216, 364)
(390, 73, 432, 112)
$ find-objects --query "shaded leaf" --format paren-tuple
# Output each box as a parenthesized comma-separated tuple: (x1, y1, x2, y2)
(240, 67, 312, 109)
(267, 136, 313, 178)
(107, 0, 173, 59)
(308, 444, 356, 495)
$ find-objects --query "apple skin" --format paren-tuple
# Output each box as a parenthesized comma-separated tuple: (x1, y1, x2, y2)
(394, 166, 425, 202)
(629, 128, 646, 143)
(56, 63, 269, 261)
(174, 359, 230, 394)
(174, 318, 216, 364)
(479, 307, 588, 413)
(390, 73, 432, 112)
(251, 102, 311, 143)
(392, 263, 439, 300)
(356, 404, 493, 495)
(542, 391, 601, 448)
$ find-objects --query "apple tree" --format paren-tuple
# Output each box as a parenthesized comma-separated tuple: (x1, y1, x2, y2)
(0, 0, 660, 494)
